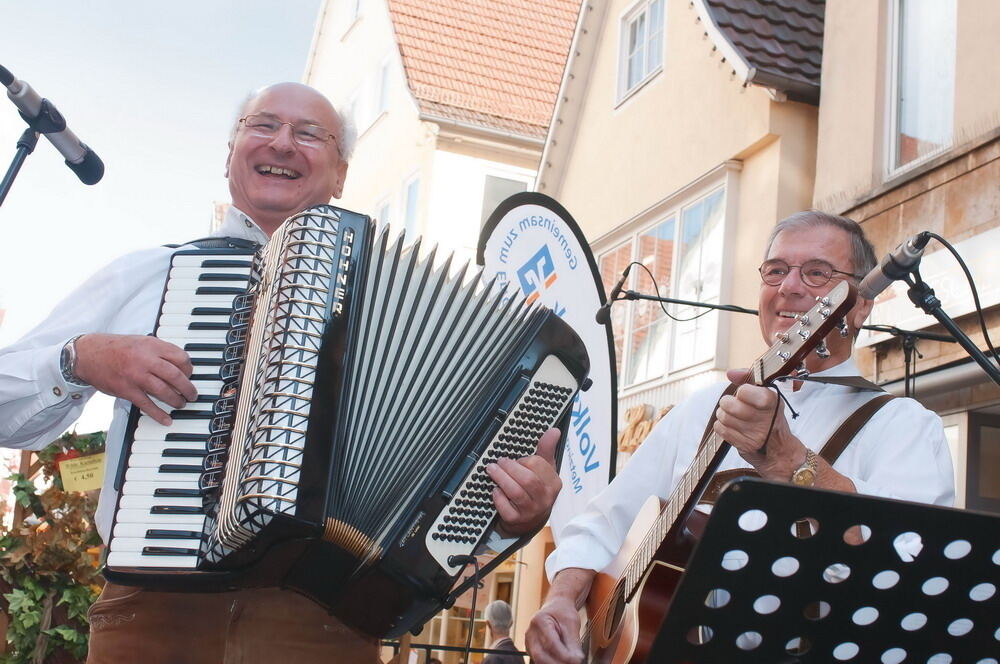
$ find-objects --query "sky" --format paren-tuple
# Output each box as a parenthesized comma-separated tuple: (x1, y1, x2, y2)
(0, 0, 324, 431)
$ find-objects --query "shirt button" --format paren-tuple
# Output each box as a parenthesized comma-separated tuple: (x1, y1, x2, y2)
(52, 387, 63, 397)
(71, 393, 82, 400)
(244, 219, 252, 228)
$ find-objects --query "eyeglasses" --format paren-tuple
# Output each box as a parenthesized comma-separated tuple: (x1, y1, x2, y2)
(758, 259, 858, 287)
(239, 114, 341, 153)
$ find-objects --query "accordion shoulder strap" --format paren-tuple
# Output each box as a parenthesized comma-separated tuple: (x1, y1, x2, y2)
(163, 236, 261, 250)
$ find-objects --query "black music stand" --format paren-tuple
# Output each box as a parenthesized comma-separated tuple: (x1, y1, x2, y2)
(647, 478, 1000, 663)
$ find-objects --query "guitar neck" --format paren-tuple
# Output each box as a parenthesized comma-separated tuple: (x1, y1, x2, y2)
(619, 426, 732, 600)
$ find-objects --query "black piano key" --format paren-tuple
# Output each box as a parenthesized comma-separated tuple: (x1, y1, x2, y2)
(154, 488, 204, 498)
(192, 357, 224, 366)
(146, 529, 201, 539)
(189, 321, 230, 331)
(196, 286, 244, 296)
(198, 272, 250, 281)
(201, 259, 252, 269)
(165, 433, 209, 442)
(143, 546, 200, 556)
(192, 307, 234, 316)
(162, 448, 208, 458)
(190, 373, 221, 381)
(159, 464, 204, 473)
(184, 343, 226, 353)
(169, 410, 213, 420)
(150, 505, 204, 515)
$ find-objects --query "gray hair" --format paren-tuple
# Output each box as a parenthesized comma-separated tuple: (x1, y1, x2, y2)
(764, 210, 877, 278)
(229, 86, 357, 162)
(484, 599, 513, 633)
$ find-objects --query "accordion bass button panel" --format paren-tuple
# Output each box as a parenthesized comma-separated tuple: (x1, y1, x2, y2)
(425, 354, 578, 572)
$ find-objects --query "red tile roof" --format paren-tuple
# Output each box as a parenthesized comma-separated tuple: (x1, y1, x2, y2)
(388, 0, 580, 139)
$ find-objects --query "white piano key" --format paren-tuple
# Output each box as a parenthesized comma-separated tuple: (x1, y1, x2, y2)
(128, 453, 204, 469)
(169, 266, 250, 279)
(155, 326, 230, 340)
(166, 278, 249, 292)
(136, 417, 209, 437)
(106, 550, 199, 569)
(159, 301, 234, 315)
(170, 254, 253, 267)
(125, 467, 204, 484)
(119, 494, 203, 510)
(130, 440, 206, 454)
(158, 313, 231, 327)
(115, 508, 205, 526)
(110, 537, 202, 552)
(149, 397, 214, 413)
(120, 480, 200, 495)
(163, 291, 241, 305)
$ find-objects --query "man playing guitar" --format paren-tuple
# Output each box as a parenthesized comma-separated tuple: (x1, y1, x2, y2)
(526, 211, 956, 664)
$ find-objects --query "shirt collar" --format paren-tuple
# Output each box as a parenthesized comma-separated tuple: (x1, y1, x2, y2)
(214, 205, 269, 245)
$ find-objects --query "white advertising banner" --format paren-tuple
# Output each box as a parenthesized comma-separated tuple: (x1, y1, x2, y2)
(478, 193, 616, 541)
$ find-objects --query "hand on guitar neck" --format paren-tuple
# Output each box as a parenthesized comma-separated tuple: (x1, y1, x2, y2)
(716, 367, 856, 492)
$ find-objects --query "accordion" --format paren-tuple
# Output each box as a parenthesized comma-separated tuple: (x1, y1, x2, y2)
(103, 205, 590, 636)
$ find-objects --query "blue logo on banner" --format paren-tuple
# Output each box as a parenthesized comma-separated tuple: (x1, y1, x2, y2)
(516, 245, 558, 304)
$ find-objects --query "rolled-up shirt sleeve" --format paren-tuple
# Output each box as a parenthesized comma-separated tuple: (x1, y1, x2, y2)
(0, 246, 171, 449)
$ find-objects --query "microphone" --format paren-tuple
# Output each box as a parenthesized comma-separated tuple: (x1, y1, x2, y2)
(858, 231, 932, 300)
(1, 65, 104, 184)
(596, 264, 632, 325)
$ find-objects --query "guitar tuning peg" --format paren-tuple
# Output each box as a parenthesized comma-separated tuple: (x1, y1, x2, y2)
(815, 340, 830, 359)
(794, 364, 810, 378)
(837, 318, 850, 338)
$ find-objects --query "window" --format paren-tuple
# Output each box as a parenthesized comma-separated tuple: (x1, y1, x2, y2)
(599, 187, 726, 387)
(889, 0, 956, 172)
(377, 60, 391, 116)
(480, 175, 528, 227)
(619, 0, 664, 98)
(404, 177, 420, 237)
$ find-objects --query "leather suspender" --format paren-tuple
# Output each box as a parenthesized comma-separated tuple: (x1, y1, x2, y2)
(695, 384, 896, 505)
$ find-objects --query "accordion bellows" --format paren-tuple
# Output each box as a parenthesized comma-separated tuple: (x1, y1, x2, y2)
(104, 205, 590, 636)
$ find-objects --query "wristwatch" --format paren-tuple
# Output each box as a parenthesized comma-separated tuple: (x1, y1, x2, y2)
(59, 335, 90, 387)
(791, 449, 818, 487)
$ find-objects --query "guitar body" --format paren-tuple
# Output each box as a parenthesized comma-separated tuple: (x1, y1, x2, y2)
(586, 498, 706, 663)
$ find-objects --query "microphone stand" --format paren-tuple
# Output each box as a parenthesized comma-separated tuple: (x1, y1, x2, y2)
(609, 289, 965, 396)
(0, 127, 39, 207)
(863, 325, 956, 397)
(903, 270, 1000, 386)
(617, 290, 759, 316)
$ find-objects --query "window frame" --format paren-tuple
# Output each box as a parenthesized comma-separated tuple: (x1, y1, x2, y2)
(595, 168, 737, 394)
(884, 0, 957, 179)
(616, 0, 666, 103)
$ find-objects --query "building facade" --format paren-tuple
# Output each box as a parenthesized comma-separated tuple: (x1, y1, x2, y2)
(815, 0, 1000, 513)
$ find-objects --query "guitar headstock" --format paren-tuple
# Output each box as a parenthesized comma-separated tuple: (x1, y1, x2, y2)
(754, 280, 858, 385)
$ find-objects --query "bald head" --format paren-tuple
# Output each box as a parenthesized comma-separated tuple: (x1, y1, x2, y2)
(226, 82, 352, 235)
(232, 83, 356, 161)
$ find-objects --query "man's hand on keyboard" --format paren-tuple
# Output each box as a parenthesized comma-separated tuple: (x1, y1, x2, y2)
(75, 334, 197, 425)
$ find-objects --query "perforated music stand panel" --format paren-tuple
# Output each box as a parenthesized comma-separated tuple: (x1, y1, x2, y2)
(649, 478, 1000, 664)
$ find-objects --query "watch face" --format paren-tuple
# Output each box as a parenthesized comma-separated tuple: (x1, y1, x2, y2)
(793, 469, 816, 486)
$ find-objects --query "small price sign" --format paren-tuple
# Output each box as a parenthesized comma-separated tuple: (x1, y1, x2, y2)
(59, 453, 105, 492)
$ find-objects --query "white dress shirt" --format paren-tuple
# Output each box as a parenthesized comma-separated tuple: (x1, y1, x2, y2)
(545, 357, 955, 578)
(0, 206, 268, 540)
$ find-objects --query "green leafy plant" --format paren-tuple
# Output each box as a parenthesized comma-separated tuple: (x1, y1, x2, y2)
(1, 432, 105, 663)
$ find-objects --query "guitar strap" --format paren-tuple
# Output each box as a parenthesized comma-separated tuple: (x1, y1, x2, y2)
(696, 381, 896, 506)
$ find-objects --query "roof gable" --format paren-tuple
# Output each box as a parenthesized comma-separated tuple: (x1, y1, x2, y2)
(695, 0, 825, 103)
